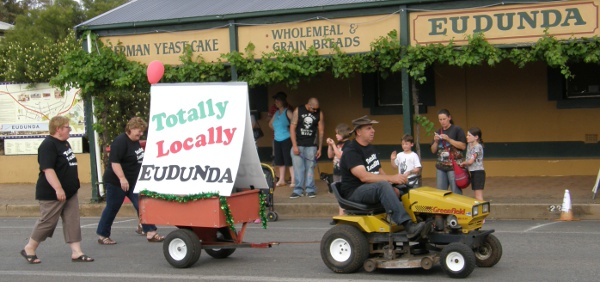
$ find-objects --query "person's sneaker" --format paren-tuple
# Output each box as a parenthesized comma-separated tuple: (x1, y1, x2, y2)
(289, 193, 302, 199)
(307, 192, 316, 198)
(404, 221, 426, 240)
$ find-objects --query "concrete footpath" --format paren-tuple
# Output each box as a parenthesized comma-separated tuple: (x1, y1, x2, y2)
(2, 176, 599, 220)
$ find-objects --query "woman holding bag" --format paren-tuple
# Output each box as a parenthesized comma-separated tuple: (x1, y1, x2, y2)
(431, 109, 466, 195)
(96, 117, 164, 245)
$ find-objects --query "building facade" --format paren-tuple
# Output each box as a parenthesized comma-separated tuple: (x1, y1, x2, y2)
(71, 0, 600, 178)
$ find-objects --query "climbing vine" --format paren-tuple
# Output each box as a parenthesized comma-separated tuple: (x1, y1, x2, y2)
(42, 29, 600, 158)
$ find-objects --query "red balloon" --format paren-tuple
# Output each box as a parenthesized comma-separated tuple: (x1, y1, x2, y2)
(147, 60, 164, 84)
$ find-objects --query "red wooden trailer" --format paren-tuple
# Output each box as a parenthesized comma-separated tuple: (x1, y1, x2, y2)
(140, 189, 271, 268)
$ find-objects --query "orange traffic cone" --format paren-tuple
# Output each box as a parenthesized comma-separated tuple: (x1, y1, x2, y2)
(559, 189, 574, 221)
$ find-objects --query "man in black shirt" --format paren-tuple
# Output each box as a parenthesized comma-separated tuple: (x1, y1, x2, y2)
(340, 116, 427, 239)
(289, 97, 324, 198)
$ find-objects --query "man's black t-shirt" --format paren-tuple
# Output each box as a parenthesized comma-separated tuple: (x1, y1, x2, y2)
(36, 136, 80, 200)
(339, 139, 381, 198)
(295, 106, 320, 147)
(103, 133, 144, 187)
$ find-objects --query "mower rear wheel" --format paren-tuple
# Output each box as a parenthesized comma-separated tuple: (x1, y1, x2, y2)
(320, 224, 370, 273)
(440, 242, 476, 278)
(474, 234, 502, 267)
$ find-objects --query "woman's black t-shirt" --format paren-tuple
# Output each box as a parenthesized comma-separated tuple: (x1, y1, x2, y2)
(103, 133, 144, 187)
(36, 136, 80, 200)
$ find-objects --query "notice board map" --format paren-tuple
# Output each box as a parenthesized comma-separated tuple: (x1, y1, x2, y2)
(0, 83, 85, 139)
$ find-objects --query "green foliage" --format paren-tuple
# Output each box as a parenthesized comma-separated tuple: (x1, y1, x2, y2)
(51, 35, 149, 166)
(80, 0, 129, 20)
(4, 0, 84, 45)
(414, 115, 435, 136)
(222, 43, 329, 87)
(165, 45, 229, 83)
(0, 0, 28, 23)
(0, 31, 79, 83)
(0, 0, 87, 83)
(8, 25, 600, 158)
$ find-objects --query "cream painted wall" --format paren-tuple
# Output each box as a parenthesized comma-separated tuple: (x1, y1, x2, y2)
(418, 62, 600, 143)
(0, 154, 91, 184)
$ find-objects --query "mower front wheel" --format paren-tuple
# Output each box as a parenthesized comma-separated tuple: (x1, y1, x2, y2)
(474, 234, 502, 267)
(320, 224, 370, 273)
(440, 242, 476, 278)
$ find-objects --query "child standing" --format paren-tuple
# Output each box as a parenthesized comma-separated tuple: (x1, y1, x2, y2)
(391, 134, 422, 187)
(326, 123, 352, 224)
(461, 127, 485, 201)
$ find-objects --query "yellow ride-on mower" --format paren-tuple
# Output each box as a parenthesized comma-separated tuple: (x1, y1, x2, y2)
(321, 180, 502, 278)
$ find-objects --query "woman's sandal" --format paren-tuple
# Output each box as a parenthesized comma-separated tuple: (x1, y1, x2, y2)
(20, 249, 41, 264)
(71, 255, 94, 262)
(97, 237, 117, 245)
(147, 233, 165, 242)
(135, 223, 145, 235)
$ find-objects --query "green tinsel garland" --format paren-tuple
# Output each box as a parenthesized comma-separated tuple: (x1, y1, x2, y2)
(259, 192, 267, 229)
(218, 196, 236, 232)
(140, 190, 220, 202)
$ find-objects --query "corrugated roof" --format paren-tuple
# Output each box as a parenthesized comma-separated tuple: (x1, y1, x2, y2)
(77, 0, 388, 28)
(0, 21, 14, 30)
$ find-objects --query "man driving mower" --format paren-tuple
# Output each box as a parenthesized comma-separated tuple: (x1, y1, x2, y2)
(339, 115, 429, 239)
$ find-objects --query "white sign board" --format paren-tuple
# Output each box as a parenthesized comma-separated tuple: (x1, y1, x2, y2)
(135, 82, 268, 196)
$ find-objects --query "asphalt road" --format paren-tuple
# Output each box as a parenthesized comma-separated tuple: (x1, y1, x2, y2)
(1, 218, 599, 281)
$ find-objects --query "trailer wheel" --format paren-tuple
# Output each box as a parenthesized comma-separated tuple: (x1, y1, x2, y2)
(440, 242, 476, 278)
(205, 229, 236, 259)
(163, 229, 201, 268)
(320, 224, 369, 273)
(475, 234, 502, 267)
(267, 211, 279, 222)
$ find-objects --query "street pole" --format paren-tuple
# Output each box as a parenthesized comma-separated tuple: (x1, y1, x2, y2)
(85, 33, 104, 203)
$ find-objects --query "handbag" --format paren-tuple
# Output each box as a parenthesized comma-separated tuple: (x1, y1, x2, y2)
(441, 131, 470, 189)
(451, 153, 470, 189)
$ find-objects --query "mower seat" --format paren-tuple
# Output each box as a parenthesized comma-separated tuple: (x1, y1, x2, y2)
(330, 182, 386, 215)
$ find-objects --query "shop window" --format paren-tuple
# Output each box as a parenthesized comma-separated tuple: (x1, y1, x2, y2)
(362, 69, 435, 115)
(249, 85, 268, 112)
(547, 64, 600, 108)
(565, 63, 600, 99)
(377, 72, 403, 106)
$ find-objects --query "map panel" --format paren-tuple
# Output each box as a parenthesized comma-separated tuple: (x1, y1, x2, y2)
(0, 83, 84, 138)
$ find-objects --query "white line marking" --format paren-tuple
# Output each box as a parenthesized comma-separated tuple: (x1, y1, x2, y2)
(80, 218, 136, 228)
(0, 271, 413, 282)
(523, 221, 560, 232)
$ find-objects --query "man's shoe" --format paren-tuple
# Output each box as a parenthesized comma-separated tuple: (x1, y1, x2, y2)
(307, 192, 316, 198)
(289, 193, 302, 199)
(404, 221, 426, 240)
